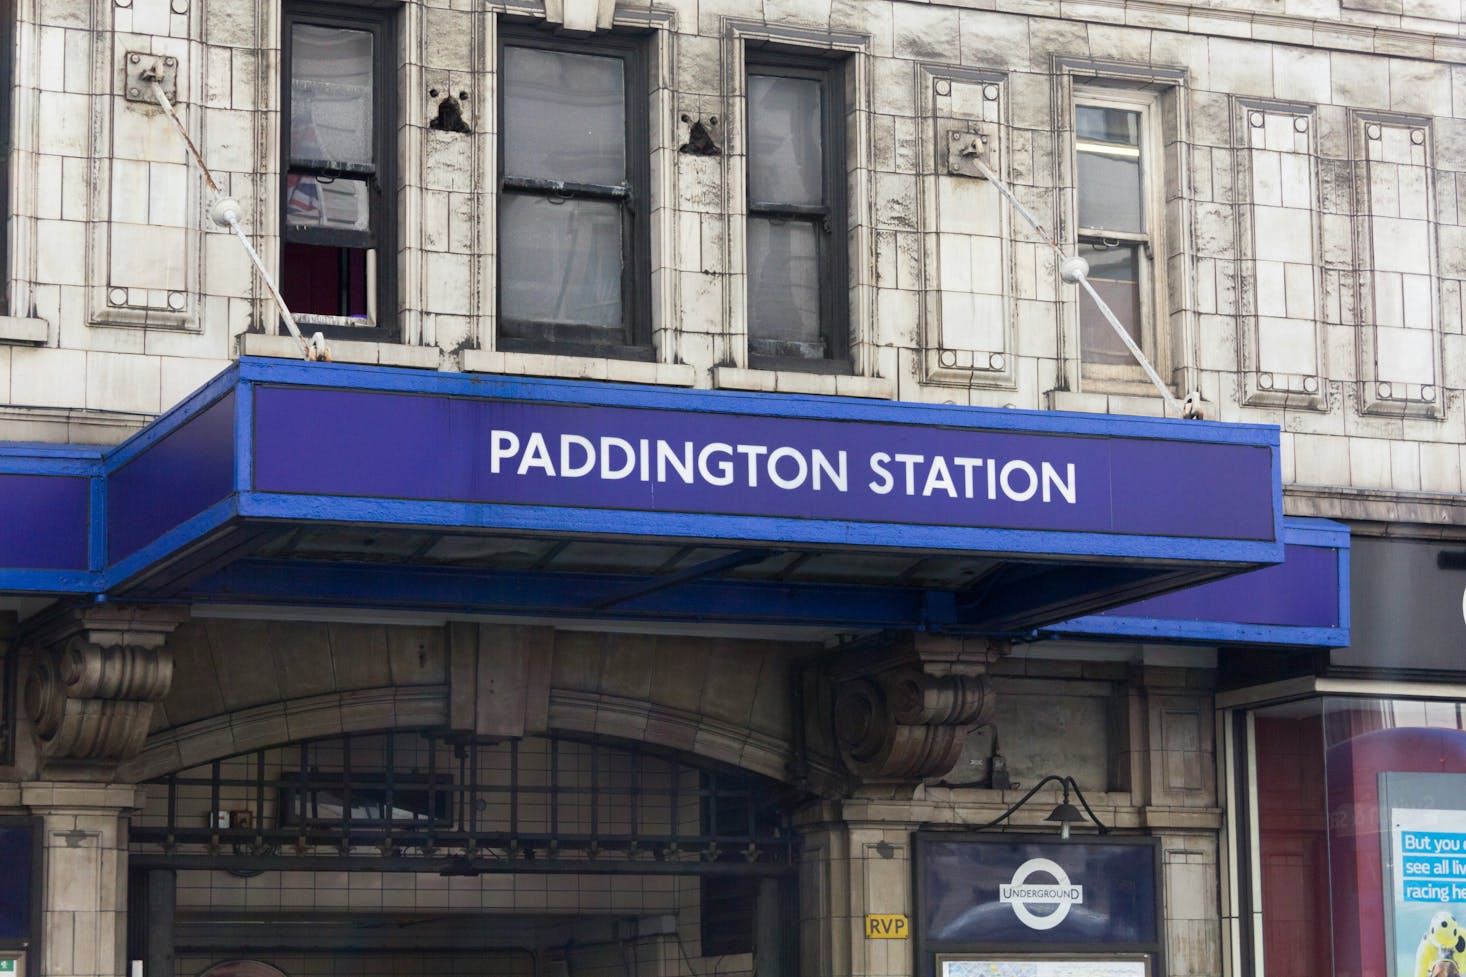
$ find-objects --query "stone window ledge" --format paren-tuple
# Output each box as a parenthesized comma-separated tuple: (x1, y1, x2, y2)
(461, 349, 697, 387)
(1046, 388, 1175, 418)
(238, 333, 442, 370)
(713, 366, 895, 400)
(0, 316, 48, 345)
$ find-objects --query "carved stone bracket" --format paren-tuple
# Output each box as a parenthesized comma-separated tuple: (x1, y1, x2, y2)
(21, 606, 186, 771)
(824, 633, 1005, 784)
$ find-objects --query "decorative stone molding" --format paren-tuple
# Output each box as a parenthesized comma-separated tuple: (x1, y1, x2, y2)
(541, 0, 615, 32)
(21, 606, 186, 771)
(824, 634, 1004, 784)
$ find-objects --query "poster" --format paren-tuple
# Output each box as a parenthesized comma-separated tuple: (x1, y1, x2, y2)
(941, 957, 1147, 977)
(1389, 804, 1466, 977)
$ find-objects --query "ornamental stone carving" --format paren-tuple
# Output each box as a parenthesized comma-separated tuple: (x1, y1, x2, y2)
(21, 606, 184, 771)
(824, 633, 1003, 785)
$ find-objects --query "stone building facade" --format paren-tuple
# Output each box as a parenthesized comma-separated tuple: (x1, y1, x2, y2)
(0, 1, 1461, 977)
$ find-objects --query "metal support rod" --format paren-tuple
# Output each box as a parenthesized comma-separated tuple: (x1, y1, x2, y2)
(967, 154, 1185, 416)
(148, 78, 319, 360)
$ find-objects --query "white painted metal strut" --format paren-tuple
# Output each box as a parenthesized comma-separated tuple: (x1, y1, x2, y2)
(965, 153, 1190, 417)
(148, 78, 327, 361)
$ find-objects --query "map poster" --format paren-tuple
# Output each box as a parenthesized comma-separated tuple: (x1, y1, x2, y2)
(940, 955, 1148, 977)
(1389, 806, 1466, 977)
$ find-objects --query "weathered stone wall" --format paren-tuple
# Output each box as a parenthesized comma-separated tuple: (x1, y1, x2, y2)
(2, 0, 1463, 526)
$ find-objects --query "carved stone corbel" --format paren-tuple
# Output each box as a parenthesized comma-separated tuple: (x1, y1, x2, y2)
(825, 633, 1006, 784)
(21, 606, 186, 772)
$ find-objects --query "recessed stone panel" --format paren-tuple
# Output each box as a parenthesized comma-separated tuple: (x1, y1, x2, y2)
(1235, 100, 1328, 411)
(919, 66, 1014, 388)
(1352, 112, 1443, 418)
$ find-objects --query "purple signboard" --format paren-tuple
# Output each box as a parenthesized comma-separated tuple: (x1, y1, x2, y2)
(1042, 517, 1350, 645)
(251, 386, 1277, 543)
(1092, 543, 1340, 627)
(108, 392, 237, 562)
(0, 474, 89, 570)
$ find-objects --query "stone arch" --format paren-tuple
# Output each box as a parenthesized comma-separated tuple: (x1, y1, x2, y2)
(127, 618, 812, 783)
(122, 685, 793, 783)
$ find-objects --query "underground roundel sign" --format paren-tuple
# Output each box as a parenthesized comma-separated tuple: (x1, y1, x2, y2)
(998, 858, 1085, 930)
(917, 836, 1159, 947)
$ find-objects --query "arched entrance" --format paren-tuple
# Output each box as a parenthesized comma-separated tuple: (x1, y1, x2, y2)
(127, 730, 798, 977)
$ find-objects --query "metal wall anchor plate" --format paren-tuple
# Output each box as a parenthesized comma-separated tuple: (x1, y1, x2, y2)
(124, 52, 178, 104)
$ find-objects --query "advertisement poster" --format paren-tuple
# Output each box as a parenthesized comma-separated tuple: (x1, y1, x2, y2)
(941, 958, 1146, 977)
(1387, 792, 1466, 977)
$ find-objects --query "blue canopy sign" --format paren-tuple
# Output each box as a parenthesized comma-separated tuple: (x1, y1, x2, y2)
(0, 358, 1341, 642)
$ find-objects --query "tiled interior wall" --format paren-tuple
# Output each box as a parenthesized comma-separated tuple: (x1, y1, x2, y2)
(171, 867, 683, 914)
(170, 876, 737, 977)
(176, 953, 536, 977)
(177, 940, 745, 977)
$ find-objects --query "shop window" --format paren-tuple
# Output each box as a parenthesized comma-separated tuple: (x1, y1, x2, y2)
(745, 54, 848, 374)
(1252, 712, 1331, 977)
(1072, 90, 1166, 387)
(280, 3, 395, 337)
(1233, 696, 1466, 977)
(497, 31, 651, 360)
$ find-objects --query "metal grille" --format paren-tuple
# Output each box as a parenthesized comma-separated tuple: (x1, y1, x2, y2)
(131, 731, 796, 876)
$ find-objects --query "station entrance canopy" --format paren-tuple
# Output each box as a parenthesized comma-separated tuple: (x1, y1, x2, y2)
(0, 359, 1345, 645)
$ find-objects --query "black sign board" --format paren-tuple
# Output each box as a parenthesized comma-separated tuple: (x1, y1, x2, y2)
(915, 834, 1165, 977)
(0, 825, 31, 942)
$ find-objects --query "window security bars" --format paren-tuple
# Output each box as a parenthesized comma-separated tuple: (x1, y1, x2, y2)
(131, 731, 796, 876)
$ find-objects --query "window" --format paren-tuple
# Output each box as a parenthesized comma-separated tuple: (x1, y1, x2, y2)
(280, 3, 395, 336)
(498, 31, 650, 359)
(745, 55, 847, 373)
(1073, 92, 1163, 381)
(1227, 696, 1466, 977)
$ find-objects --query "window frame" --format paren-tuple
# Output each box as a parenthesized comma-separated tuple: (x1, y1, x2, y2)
(744, 50, 849, 375)
(495, 26, 652, 362)
(1070, 87, 1168, 389)
(279, 0, 398, 339)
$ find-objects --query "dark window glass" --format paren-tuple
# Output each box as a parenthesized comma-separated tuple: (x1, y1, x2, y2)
(498, 34, 648, 358)
(280, 242, 371, 319)
(1076, 105, 1140, 146)
(1076, 106, 1143, 232)
(280, 5, 394, 335)
(500, 195, 623, 331)
(747, 218, 821, 358)
(748, 75, 823, 206)
(746, 59, 847, 373)
(1075, 102, 1149, 371)
(503, 47, 625, 186)
(1078, 241, 1141, 366)
(1077, 151, 1143, 232)
(289, 25, 374, 169)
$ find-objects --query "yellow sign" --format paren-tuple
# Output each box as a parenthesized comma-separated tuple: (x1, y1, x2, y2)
(864, 914, 909, 939)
